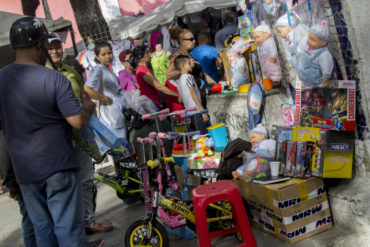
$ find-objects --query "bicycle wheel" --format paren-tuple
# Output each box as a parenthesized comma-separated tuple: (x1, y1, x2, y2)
(125, 219, 169, 247)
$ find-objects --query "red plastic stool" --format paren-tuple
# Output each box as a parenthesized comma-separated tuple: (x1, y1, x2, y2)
(192, 180, 257, 247)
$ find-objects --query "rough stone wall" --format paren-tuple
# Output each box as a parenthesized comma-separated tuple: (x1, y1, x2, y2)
(324, 0, 370, 244)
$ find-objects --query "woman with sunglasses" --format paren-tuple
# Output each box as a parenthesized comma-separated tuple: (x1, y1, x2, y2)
(166, 26, 216, 111)
(118, 49, 137, 93)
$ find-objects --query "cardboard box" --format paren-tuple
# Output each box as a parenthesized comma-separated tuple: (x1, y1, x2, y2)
(292, 127, 354, 178)
(235, 177, 326, 213)
(174, 165, 200, 200)
(235, 177, 333, 243)
(250, 211, 332, 243)
(295, 80, 356, 131)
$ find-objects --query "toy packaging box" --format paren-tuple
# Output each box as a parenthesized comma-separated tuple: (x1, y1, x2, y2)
(292, 127, 354, 178)
(73, 115, 118, 161)
(235, 177, 332, 243)
(295, 80, 356, 131)
(270, 126, 292, 175)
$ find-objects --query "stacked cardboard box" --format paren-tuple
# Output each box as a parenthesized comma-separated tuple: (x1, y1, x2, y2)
(235, 177, 332, 243)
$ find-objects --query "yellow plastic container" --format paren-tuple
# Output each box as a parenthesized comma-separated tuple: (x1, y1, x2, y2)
(238, 83, 251, 93)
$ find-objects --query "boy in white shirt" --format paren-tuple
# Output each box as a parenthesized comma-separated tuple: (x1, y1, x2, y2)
(175, 55, 209, 134)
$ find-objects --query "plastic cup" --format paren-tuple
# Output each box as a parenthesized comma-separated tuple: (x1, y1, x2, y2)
(270, 161, 280, 177)
(263, 78, 273, 90)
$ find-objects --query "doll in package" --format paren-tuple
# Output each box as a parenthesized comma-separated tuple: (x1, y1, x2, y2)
(297, 20, 334, 88)
(275, 14, 308, 69)
(253, 23, 282, 83)
(226, 49, 250, 89)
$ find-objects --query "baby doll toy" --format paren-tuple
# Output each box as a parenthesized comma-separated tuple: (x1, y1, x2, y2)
(253, 23, 282, 83)
(247, 124, 276, 157)
(232, 124, 276, 179)
(297, 20, 334, 88)
(226, 49, 250, 89)
(275, 14, 308, 69)
(263, 0, 278, 17)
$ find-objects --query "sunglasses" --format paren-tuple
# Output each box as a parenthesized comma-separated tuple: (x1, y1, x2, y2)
(183, 37, 196, 42)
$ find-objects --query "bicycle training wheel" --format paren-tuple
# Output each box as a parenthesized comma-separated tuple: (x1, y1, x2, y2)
(125, 219, 169, 247)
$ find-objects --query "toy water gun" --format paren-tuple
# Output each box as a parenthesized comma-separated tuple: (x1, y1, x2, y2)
(210, 81, 231, 93)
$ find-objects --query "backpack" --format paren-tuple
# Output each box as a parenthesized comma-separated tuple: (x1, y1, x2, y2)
(123, 108, 153, 131)
(218, 138, 253, 180)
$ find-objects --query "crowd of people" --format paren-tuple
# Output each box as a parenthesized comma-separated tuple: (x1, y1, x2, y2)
(0, 9, 240, 247)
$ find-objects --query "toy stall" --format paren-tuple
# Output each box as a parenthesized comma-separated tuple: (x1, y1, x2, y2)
(74, 0, 356, 245)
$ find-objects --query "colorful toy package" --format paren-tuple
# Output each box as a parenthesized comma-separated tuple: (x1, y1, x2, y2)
(294, 141, 313, 178)
(292, 127, 354, 178)
(295, 80, 356, 131)
(72, 115, 118, 161)
(236, 152, 271, 178)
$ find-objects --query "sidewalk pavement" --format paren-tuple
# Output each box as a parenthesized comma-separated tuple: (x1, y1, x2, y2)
(0, 166, 357, 247)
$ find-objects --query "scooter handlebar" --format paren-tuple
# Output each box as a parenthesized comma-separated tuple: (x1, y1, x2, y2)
(137, 137, 148, 144)
(141, 114, 151, 120)
(148, 132, 157, 139)
(168, 131, 179, 137)
(186, 107, 197, 112)
(157, 132, 169, 139)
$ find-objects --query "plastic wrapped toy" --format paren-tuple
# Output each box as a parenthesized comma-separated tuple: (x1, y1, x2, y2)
(233, 152, 270, 179)
(280, 103, 295, 126)
(238, 15, 254, 40)
(194, 136, 214, 157)
(275, 14, 308, 68)
(262, 0, 278, 17)
(297, 20, 334, 88)
(253, 23, 281, 82)
(248, 124, 276, 158)
(226, 49, 250, 89)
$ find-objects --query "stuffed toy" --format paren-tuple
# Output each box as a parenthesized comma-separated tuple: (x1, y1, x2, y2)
(253, 23, 281, 82)
(275, 14, 308, 68)
(297, 20, 334, 88)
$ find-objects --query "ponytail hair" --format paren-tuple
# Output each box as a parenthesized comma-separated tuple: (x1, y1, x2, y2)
(131, 45, 148, 69)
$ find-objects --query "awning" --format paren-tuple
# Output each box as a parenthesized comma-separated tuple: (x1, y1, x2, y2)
(0, 11, 72, 47)
(117, 0, 237, 39)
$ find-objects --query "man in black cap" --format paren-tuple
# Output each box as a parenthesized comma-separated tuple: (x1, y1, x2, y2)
(215, 10, 238, 51)
(0, 17, 95, 247)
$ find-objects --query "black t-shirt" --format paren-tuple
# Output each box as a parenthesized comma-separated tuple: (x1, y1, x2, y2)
(0, 64, 82, 184)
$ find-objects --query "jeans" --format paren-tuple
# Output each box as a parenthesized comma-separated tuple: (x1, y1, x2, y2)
(74, 146, 96, 228)
(18, 199, 36, 247)
(190, 114, 209, 135)
(19, 170, 86, 247)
